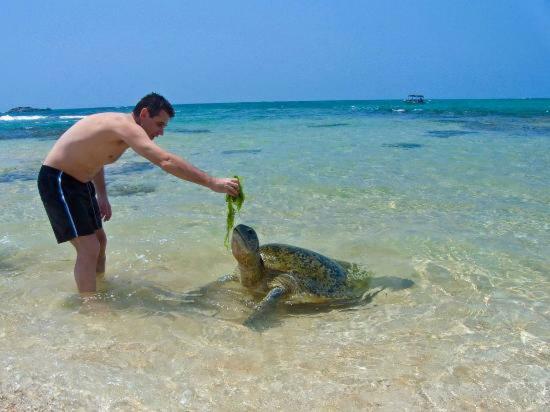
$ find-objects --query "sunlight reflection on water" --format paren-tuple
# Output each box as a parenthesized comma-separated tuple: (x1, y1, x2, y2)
(1, 103, 549, 409)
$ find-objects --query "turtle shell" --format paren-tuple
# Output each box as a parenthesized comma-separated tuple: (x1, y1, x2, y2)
(259, 243, 347, 297)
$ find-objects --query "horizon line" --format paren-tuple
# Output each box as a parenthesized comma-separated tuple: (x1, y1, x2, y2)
(3, 96, 549, 113)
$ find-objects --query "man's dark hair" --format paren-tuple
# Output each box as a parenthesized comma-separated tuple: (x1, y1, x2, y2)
(133, 92, 175, 118)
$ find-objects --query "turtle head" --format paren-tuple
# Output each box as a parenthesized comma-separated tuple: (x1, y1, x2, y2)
(231, 224, 263, 287)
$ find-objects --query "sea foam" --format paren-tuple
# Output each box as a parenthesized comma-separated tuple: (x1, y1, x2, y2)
(0, 115, 47, 121)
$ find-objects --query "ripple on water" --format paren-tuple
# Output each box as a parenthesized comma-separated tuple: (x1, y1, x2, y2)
(0, 236, 22, 277)
(172, 128, 211, 134)
(426, 129, 478, 138)
(108, 182, 157, 197)
(105, 161, 155, 176)
(307, 123, 349, 128)
(382, 143, 424, 149)
(0, 169, 37, 183)
(221, 149, 262, 155)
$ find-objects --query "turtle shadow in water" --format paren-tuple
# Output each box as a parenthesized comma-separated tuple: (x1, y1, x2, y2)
(158, 270, 414, 331)
(60, 277, 253, 322)
(244, 275, 415, 332)
(245, 288, 383, 332)
(61, 274, 414, 332)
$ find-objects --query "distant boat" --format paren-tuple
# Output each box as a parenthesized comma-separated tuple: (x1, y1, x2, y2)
(404, 95, 425, 104)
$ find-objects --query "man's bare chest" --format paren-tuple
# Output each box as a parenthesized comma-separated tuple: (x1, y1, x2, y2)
(105, 140, 129, 164)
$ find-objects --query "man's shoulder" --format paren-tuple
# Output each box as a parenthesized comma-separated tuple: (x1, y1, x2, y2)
(99, 113, 148, 144)
(93, 112, 130, 123)
(94, 113, 138, 133)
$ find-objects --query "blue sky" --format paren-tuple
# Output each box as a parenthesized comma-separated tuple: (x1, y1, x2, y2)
(2, 0, 549, 110)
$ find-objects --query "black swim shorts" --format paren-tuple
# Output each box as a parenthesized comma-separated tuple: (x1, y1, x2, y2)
(37, 165, 102, 243)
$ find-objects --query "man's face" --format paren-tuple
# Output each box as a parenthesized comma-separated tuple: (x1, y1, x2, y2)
(139, 108, 170, 140)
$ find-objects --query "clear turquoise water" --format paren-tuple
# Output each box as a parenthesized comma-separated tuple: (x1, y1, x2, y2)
(1, 99, 549, 409)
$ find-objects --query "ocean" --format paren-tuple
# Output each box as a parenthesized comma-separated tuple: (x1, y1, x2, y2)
(1, 99, 549, 410)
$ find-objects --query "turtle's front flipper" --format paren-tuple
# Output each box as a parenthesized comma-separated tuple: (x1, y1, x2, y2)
(243, 286, 287, 330)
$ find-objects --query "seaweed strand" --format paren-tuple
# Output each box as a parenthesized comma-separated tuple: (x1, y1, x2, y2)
(224, 176, 245, 248)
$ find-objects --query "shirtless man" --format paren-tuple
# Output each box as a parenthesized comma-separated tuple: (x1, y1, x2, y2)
(37, 93, 240, 294)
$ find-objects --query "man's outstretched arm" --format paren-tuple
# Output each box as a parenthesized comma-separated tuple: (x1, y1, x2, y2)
(122, 127, 240, 196)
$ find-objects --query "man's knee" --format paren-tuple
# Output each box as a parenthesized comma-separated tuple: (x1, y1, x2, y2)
(71, 235, 101, 260)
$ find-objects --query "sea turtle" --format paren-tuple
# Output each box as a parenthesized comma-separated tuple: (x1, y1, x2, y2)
(134, 224, 412, 328)
(208, 224, 382, 328)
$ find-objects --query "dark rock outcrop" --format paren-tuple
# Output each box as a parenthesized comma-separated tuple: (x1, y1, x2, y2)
(6, 106, 52, 113)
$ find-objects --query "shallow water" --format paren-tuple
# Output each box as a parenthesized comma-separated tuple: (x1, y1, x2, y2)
(1, 100, 549, 410)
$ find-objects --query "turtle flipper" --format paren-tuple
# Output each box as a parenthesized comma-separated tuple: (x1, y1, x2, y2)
(243, 286, 286, 330)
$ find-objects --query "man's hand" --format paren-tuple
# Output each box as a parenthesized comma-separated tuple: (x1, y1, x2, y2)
(209, 177, 240, 197)
(97, 196, 112, 221)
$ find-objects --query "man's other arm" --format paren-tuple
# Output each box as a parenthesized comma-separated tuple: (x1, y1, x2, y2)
(92, 167, 112, 221)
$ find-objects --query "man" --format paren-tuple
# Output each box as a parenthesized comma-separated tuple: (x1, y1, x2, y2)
(37, 93, 240, 294)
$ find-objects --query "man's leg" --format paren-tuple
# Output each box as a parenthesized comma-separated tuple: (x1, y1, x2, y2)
(95, 228, 107, 274)
(70, 234, 100, 293)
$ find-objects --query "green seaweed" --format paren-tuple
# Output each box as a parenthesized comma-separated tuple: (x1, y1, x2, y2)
(224, 176, 245, 248)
